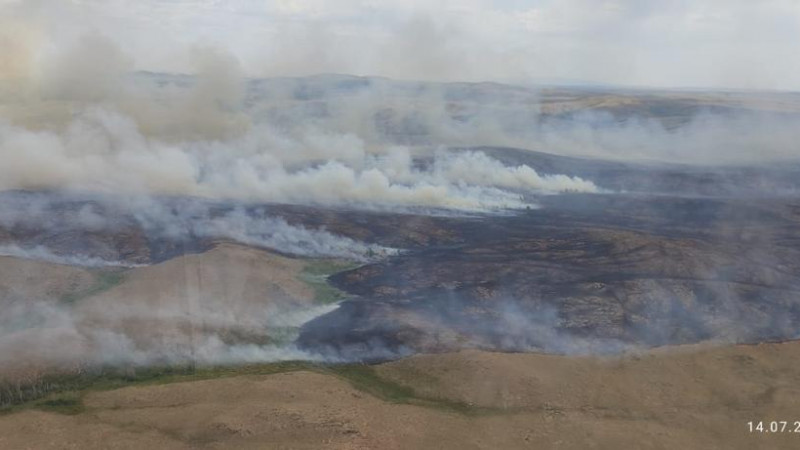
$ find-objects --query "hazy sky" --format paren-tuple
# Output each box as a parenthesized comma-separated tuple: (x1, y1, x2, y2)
(3, 0, 800, 89)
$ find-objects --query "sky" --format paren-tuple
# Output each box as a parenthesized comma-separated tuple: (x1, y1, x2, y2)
(2, 0, 800, 90)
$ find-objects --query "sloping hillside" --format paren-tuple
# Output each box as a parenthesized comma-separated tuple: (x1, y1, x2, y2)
(1, 341, 798, 449)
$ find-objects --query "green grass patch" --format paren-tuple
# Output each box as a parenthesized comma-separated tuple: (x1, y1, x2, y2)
(299, 259, 360, 304)
(33, 391, 85, 415)
(326, 364, 416, 403)
(125, 361, 317, 387)
(305, 281, 349, 304)
(0, 361, 318, 415)
(302, 260, 360, 277)
(1, 361, 510, 418)
(60, 270, 127, 305)
(323, 364, 501, 416)
(76, 361, 318, 392)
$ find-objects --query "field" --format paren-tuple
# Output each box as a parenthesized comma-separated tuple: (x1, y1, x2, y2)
(1, 341, 800, 449)
(2, 80, 800, 448)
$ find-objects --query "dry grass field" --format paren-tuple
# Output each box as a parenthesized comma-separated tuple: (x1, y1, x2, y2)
(1, 340, 799, 449)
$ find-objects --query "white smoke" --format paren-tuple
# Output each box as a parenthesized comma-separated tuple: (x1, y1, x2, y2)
(0, 106, 598, 211)
(0, 15, 600, 212)
(0, 295, 340, 370)
(193, 212, 398, 261)
(0, 245, 145, 268)
(0, 191, 399, 263)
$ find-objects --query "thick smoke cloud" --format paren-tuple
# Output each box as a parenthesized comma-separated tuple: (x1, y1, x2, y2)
(3, 5, 799, 210)
(0, 17, 600, 210)
(0, 7, 587, 211)
(0, 104, 598, 210)
(39, 33, 133, 102)
(0, 6, 598, 211)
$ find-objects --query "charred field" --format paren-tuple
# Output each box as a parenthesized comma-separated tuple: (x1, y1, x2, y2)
(3, 147, 800, 364)
(299, 191, 800, 359)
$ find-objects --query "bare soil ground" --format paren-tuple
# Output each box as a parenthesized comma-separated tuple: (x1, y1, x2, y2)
(1, 341, 799, 449)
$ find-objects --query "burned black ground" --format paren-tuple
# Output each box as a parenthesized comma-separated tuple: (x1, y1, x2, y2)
(298, 192, 800, 359)
(3, 149, 800, 361)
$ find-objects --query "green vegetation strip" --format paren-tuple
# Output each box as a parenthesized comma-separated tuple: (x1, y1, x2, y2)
(1, 361, 510, 417)
(299, 259, 360, 304)
(30, 392, 85, 415)
(0, 362, 314, 415)
(322, 364, 504, 416)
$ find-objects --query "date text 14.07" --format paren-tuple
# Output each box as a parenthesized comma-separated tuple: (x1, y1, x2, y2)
(748, 421, 800, 433)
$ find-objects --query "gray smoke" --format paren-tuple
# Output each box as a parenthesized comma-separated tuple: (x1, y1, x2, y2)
(0, 244, 144, 268)
(0, 191, 398, 263)
(0, 106, 597, 210)
(0, 13, 599, 211)
(0, 295, 341, 371)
